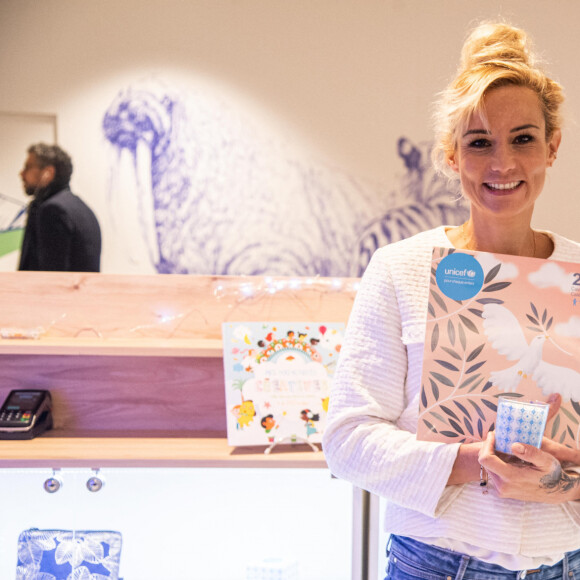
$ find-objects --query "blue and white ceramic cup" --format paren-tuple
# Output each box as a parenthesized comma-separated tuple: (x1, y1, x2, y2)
(494, 396, 549, 455)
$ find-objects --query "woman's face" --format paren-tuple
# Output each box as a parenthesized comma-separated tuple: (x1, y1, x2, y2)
(447, 84, 561, 223)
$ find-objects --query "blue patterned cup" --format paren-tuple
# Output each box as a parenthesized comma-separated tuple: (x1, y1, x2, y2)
(494, 396, 549, 455)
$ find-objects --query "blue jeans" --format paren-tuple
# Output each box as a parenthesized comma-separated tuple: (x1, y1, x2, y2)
(385, 535, 580, 580)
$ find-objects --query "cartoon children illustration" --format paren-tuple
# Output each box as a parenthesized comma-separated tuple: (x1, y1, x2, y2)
(260, 414, 278, 442)
(300, 409, 320, 437)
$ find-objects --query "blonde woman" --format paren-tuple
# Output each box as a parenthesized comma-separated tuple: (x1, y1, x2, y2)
(323, 22, 580, 579)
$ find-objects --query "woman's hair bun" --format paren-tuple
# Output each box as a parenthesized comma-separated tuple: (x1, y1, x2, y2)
(460, 22, 534, 71)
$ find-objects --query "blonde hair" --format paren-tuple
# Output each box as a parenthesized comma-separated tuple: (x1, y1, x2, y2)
(431, 22, 564, 178)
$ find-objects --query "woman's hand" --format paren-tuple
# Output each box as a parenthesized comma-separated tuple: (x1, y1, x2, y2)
(479, 431, 580, 503)
(538, 437, 580, 467)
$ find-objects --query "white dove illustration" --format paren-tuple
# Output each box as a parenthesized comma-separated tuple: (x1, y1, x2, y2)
(481, 303, 580, 401)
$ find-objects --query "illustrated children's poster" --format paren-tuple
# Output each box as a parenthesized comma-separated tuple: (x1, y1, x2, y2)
(417, 247, 580, 448)
(222, 322, 345, 447)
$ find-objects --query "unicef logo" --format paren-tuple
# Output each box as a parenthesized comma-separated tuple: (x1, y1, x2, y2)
(436, 252, 484, 300)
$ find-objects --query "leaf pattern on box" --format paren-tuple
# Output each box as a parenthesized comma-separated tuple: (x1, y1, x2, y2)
(421, 252, 509, 442)
(16, 530, 122, 580)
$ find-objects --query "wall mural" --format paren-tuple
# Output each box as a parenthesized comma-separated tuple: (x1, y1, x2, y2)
(102, 78, 469, 277)
(349, 138, 469, 276)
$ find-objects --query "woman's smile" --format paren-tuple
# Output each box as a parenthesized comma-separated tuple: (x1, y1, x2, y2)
(485, 180, 523, 192)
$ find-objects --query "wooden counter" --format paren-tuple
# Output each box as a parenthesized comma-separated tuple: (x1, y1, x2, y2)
(0, 271, 356, 467)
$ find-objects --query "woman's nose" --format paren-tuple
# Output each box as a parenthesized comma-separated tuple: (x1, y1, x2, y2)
(490, 144, 516, 172)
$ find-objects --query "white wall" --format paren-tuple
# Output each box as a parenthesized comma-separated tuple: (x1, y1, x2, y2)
(1, 1, 579, 274)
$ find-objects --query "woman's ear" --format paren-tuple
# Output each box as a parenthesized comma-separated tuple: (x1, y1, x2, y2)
(446, 152, 459, 174)
(547, 129, 562, 167)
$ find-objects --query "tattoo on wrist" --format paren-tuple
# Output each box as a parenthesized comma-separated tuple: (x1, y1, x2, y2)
(540, 463, 580, 493)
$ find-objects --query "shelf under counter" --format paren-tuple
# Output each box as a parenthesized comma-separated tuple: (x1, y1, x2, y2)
(0, 437, 327, 469)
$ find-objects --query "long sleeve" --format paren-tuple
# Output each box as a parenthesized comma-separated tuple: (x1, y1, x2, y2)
(322, 228, 461, 517)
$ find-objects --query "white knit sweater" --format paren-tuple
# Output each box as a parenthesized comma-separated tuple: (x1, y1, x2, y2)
(323, 226, 580, 570)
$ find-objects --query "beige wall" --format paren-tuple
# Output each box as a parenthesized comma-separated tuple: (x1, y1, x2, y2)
(1, 0, 579, 271)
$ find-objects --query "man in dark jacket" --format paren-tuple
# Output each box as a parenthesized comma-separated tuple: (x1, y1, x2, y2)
(18, 143, 101, 272)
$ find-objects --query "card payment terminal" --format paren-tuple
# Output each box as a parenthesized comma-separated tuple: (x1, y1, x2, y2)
(0, 390, 53, 440)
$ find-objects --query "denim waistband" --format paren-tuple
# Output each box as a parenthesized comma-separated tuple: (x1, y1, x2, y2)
(387, 535, 580, 579)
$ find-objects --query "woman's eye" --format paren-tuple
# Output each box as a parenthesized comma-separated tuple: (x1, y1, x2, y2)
(468, 138, 490, 149)
(514, 134, 534, 144)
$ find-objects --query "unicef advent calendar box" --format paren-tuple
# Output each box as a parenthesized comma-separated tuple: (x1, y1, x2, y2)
(417, 246, 580, 448)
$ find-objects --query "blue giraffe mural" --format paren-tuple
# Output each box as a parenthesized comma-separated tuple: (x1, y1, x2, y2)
(350, 137, 469, 276)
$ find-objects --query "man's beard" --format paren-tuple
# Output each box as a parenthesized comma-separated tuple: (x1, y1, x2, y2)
(24, 183, 42, 197)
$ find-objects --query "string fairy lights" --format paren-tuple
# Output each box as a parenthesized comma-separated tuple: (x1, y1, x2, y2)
(0, 277, 359, 340)
(212, 276, 360, 301)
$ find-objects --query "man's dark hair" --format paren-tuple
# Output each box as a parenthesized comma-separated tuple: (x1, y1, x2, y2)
(28, 143, 73, 189)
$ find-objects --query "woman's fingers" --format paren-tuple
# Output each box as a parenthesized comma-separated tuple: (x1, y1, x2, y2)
(510, 442, 556, 471)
